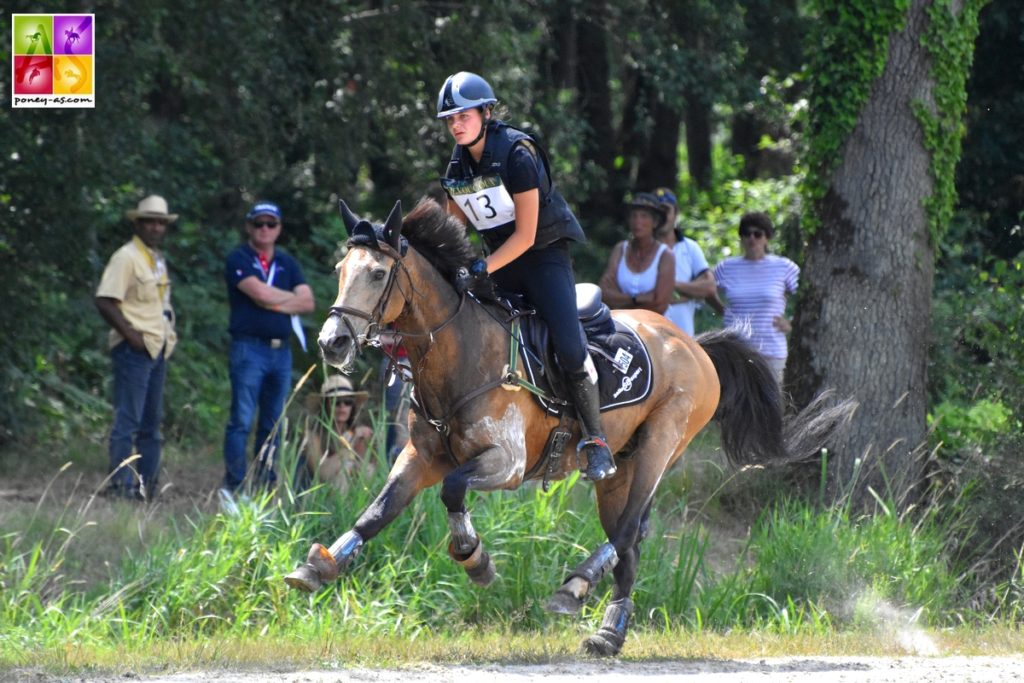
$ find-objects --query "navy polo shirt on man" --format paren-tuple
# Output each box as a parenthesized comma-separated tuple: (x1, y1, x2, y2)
(225, 244, 307, 339)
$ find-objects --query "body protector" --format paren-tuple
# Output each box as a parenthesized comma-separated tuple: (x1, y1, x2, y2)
(441, 120, 585, 254)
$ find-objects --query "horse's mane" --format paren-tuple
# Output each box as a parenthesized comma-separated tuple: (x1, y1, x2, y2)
(401, 197, 478, 282)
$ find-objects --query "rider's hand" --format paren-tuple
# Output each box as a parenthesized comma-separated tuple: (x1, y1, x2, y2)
(454, 258, 489, 295)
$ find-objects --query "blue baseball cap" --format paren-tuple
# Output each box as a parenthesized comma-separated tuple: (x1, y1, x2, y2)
(654, 187, 677, 207)
(246, 201, 282, 220)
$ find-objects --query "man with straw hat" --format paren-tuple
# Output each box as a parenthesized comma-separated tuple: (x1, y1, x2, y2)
(95, 194, 179, 501)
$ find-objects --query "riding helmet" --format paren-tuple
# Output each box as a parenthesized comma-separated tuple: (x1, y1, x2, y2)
(436, 72, 498, 118)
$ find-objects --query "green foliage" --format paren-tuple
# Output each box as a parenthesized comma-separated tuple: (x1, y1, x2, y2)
(929, 399, 1011, 454)
(915, 0, 989, 243)
(745, 498, 960, 625)
(801, 0, 910, 235)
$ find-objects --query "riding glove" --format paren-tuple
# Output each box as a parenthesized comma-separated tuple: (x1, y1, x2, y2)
(454, 258, 491, 296)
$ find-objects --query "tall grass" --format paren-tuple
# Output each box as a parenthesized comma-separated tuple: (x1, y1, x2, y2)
(2, 422, 1023, 669)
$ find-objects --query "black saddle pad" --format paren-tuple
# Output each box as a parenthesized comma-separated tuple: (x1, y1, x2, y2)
(518, 315, 654, 416)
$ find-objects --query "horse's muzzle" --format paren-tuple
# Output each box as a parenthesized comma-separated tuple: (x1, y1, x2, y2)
(318, 314, 358, 368)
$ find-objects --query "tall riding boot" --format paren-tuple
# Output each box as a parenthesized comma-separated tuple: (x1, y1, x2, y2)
(567, 366, 617, 481)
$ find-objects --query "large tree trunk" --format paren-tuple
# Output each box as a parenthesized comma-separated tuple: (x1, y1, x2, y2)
(787, 0, 940, 503)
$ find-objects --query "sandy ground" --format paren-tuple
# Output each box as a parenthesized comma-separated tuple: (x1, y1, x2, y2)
(12, 657, 1022, 682)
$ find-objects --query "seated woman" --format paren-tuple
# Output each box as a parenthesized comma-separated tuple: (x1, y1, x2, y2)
(598, 192, 675, 314)
(300, 374, 374, 492)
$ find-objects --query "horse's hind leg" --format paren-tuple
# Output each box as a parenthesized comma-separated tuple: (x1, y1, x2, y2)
(285, 442, 445, 592)
(582, 503, 651, 656)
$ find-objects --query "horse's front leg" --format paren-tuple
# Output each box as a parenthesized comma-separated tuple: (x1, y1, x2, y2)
(285, 440, 446, 592)
(442, 406, 528, 586)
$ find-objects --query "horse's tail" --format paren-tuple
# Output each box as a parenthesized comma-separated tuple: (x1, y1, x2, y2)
(697, 328, 857, 468)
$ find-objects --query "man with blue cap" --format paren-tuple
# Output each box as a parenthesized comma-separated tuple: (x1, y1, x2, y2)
(221, 200, 315, 497)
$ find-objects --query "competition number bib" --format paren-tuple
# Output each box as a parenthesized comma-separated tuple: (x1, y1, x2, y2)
(441, 175, 515, 231)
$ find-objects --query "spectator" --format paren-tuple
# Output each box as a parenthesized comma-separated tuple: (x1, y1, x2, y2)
(94, 195, 178, 501)
(300, 374, 374, 492)
(221, 201, 315, 496)
(598, 192, 675, 314)
(712, 212, 799, 381)
(654, 187, 722, 335)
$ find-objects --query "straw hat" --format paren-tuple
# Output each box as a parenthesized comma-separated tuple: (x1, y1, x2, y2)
(318, 375, 369, 407)
(125, 195, 178, 223)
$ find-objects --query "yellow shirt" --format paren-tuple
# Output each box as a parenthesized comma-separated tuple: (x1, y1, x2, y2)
(96, 237, 177, 359)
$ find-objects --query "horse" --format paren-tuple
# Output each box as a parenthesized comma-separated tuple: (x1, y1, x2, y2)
(285, 198, 851, 655)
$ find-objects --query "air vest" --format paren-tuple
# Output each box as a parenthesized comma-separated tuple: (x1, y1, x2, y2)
(441, 120, 586, 253)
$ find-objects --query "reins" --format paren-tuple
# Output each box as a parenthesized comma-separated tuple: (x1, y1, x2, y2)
(330, 241, 563, 469)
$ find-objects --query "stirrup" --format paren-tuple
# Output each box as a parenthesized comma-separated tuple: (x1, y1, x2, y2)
(577, 437, 617, 481)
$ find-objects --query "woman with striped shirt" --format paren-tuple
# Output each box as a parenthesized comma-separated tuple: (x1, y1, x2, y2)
(712, 212, 799, 381)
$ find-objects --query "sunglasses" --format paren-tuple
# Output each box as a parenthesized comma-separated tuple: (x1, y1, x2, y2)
(740, 229, 765, 239)
(327, 398, 355, 407)
(251, 220, 280, 229)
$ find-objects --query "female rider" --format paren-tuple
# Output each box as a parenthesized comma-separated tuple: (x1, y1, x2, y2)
(436, 71, 616, 482)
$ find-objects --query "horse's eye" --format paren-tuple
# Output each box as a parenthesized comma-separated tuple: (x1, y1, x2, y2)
(371, 267, 387, 281)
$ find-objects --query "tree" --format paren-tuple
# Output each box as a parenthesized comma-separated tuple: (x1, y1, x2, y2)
(787, 0, 987, 503)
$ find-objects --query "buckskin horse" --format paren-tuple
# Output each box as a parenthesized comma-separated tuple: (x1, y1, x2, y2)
(285, 198, 851, 655)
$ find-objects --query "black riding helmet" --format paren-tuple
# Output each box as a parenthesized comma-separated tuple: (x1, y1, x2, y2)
(626, 192, 668, 229)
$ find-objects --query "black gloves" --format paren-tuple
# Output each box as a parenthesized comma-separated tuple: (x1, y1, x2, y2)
(454, 258, 492, 297)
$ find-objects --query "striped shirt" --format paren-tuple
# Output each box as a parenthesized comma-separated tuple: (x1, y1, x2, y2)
(713, 254, 799, 359)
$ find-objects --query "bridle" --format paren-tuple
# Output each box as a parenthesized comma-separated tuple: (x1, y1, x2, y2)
(327, 241, 466, 352)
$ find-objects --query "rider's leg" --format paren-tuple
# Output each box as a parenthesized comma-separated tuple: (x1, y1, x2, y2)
(499, 244, 616, 481)
(566, 361, 617, 481)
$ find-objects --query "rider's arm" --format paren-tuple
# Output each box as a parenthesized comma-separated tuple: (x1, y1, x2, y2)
(484, 188, 538, 274)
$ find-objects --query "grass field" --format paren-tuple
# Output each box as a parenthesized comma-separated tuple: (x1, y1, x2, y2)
(2, 423, 1023, 676)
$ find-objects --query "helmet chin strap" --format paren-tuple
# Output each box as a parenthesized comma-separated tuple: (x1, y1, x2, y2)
(462, 109, 490, 148)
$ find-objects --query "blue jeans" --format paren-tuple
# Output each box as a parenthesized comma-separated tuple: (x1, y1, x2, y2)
(108, 342, 167, 495)
(222, 338, 292, 491)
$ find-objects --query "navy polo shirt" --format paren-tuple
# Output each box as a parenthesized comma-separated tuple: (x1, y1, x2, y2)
(225, 244, 307, 339)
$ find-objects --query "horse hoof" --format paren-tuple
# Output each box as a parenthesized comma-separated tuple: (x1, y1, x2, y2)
(284, 563, 323, 592)
(581, 630, 622, 657)
(544, 589, 584, 615)
(449, 540, 497, 587)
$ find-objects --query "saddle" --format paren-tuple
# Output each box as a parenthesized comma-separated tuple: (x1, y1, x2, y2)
(497, 283, 654, 417)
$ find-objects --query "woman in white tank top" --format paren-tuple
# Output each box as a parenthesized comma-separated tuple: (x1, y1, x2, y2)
(598, 192, 676, 313)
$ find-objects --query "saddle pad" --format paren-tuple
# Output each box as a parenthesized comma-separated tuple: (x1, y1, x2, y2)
(519, 317, 653, 416)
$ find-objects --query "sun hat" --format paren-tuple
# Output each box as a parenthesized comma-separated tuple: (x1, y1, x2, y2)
(125, 195, 178, 223)
(318, 375, 369, 406)
(246, 201, 282, 221)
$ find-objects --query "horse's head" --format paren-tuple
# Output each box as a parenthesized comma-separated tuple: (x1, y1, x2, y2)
(319, 200, 408, 369)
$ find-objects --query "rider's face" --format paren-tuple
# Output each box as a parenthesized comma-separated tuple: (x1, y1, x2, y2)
(445, 109, 485, 146)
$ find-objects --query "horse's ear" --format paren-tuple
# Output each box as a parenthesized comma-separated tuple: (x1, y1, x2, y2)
(383, 200, 403, 252)
(339, 199, 360, 236)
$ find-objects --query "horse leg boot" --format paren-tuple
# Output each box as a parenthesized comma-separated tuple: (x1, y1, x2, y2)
(545, 542, 619, 614)
(447, 511, 496, 586)
(284, 529, 363, 592)
(567, 366, 617, 481)
(582, 597, 634, 657)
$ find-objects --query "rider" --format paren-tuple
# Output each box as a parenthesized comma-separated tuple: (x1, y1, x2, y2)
(436, 71, 617, 482)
